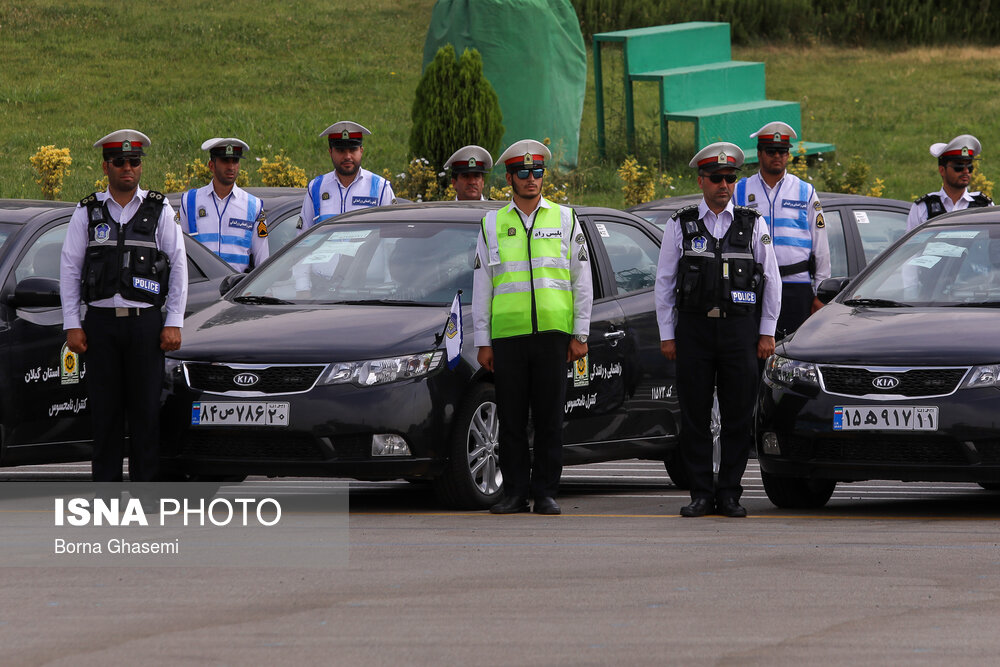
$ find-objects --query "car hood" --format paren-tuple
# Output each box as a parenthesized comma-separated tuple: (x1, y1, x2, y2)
(172, 301, 455, 363)
(780, 303, 1000, 365)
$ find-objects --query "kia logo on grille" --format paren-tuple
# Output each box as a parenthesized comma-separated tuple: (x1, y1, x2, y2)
(872, 375, 900, 390)
(233, 373, 260, 387)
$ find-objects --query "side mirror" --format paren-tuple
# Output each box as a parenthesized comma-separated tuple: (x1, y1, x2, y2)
(219, 273, 247, 297)
(816, 277, 850, 304)
(10, 277, 62, 308)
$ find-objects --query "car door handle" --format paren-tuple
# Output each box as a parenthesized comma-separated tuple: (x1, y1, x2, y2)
(603, 330, 626, 340)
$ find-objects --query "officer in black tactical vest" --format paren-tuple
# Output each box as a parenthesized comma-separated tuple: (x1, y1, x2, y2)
(907, 134, 993, 232)
(59, 129, 188, 482)
(654, 142, 781, 518)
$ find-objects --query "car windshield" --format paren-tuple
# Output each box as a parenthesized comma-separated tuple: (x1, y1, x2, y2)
(843, 224, 1000, 307)
(0, 222, 21, 255)
(235, 221, 479, 305)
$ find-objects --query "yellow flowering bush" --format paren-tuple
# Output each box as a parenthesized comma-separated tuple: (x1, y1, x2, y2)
(970, 157, 994, 199)
(618, 156, 656, 207)
(786, 143, 809, 180)
(258, 151, 307, 187)
(821, 155, 884, 196)
(94, 176, 108, 191)
(386, 158, 444, 202)
(30, 145, 72, 200)
(163, 159, 249, 193)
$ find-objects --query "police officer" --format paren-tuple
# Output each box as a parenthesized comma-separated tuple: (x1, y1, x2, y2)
(655, 142, 780, 517)
(299, 121, 395, 232)
(178, 137, 269, 272)
(907, 134, 993, 232)
(473, 139, 593, 515)
(59, 129, 188, 482)
(444, 145, 493, 201)
(733, 122, 830, 338)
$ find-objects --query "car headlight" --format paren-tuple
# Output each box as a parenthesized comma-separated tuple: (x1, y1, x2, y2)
(965, 365, 1000, 389)
(317, 351, 445, 387)
(764, 354, 819, 387)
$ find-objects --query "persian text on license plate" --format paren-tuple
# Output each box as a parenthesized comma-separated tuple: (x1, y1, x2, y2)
(192, 402, 289, 427)
(833, 405, 938, 431)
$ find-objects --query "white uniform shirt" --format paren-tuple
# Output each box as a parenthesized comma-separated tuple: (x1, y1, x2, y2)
(472, 198, 593, 347)
(655, 199, 781, 341)
(60, 188, 188, 329)
(734, 172, 831, 291)
(178, 183, 269, 271)
(906, 187, 993, 232)
(299, 168, 394, 232)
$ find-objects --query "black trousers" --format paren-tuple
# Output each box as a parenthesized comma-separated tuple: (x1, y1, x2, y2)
(675, 312, 758, 503)
(776, 282, 815, 340)
(492, 332, 570, 499)
(82, 307, 165, 482)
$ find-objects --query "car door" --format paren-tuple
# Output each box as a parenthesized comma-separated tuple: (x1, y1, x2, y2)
(843, 205, 910, 273)
(2, 217, 93, 461)
(575, 212, 680, 445)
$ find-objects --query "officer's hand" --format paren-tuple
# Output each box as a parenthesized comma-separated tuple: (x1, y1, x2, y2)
(811, 296, 824, 314)
(660, 340, 676, 360)
(160, 326, 182, 352)
(477, 346, 494, 372)
(757, 335, 775, 360)
(66, 328, 87, 354)
(567, 338, 588, 363)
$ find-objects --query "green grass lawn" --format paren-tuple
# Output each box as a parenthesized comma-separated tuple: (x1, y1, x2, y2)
(4, 0, 1000, 208)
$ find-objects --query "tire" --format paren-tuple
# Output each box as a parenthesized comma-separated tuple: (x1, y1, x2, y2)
(761, 471, 835, 509)
(434, 383, 503, 510)
(978, 482, 1000, 491)
(664, 455, 690, 490)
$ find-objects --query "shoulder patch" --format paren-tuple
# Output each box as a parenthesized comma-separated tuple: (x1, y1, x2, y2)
(816, 213, 825, 228)
(914, 193, 935, 204)
(257, 220, 268, 238)
(147, 190, 164, 201)
(814, 200, 822, 211)
(761, 233, 772, 245)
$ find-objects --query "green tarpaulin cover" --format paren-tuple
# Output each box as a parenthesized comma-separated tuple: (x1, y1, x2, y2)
(423, 0, 586, 168)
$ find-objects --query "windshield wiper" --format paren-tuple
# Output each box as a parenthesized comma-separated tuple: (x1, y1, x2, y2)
(842, 298, 912, 308)
(330, 299, 426, 306)
(948, 301, 1000, 308)
(232, 295, 292, 305)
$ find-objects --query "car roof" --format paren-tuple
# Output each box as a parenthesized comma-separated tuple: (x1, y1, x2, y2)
(330, 200, 648, 226)
(0, 199, 75, 224)
(928, 207, 1000, 226)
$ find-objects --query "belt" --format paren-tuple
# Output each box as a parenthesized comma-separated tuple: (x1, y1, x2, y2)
(706, 307, 726, 318)
(88, 306, 148, 317)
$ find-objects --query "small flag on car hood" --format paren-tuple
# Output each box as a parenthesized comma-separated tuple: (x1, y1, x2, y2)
(445, 291, 463, 369)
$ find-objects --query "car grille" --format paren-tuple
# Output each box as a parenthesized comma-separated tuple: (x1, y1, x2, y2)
(819, 366, 967, 398)
(782, 434, 1000, 465)
(184, 363, 326, 394)
(180, 432, 372, 461)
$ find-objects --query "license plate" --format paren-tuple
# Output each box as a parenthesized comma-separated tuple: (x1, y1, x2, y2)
(833, 405, 938, 431)
(192, 402, 289, 427)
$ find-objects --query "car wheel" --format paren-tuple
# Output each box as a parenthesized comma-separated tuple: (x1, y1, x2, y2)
(978, 482, 1000, 491)
(663, 454, 690, 490)
(434, 383, 503, 510)
(761, 471, 835, 509)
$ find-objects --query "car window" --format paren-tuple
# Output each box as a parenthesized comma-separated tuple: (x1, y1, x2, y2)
(267, 212, 301, 255)
(0, 222, 19, 254)
(14, 223, 67, 282)
(822, 210, 849, 277)
(845, 224, 1000, 306)
(187, 255, 208, 282)
(592, 220, 659, 295)
(853, 209, 909, 264)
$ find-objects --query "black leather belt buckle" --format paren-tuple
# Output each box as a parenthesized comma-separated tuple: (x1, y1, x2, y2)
(114, 307, 140, 317)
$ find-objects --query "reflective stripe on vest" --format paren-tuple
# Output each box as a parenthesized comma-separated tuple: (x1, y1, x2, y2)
(482, 203, 575, 338)
(183, 185, 256, 271)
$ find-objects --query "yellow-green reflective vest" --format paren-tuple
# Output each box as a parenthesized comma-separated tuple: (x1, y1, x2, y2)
(481, 201, 575, 339)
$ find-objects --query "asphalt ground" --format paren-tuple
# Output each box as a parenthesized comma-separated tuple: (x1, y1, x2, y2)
(2, 461, 999, 665)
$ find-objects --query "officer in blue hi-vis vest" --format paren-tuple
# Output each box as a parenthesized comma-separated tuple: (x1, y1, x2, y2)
(655, 142, 781, 519)
(906, 134, 993, 233)
(733, 122, 830, 339)
(178, 137, 269, 273)
(299, 120, 395, 233)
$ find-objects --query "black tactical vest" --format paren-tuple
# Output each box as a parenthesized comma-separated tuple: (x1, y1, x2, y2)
(80, 191, 170, 307)
(919, 193, 992, 220)
(674, 205, 765, 316)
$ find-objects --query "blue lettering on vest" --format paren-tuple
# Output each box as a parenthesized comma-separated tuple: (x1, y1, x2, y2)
(782, 199, 808, 210)
(731, 290, 756, 304)
(132, 277, 161, 294)
(352, 196, 378, 207)
(228, 217, 254, 230)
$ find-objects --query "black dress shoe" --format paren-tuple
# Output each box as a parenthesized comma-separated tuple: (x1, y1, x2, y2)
(490, 495, 530, 514)
(717, 497, 747, 518)
(679, 497, 714, 517)
(533, 497, 561, 515)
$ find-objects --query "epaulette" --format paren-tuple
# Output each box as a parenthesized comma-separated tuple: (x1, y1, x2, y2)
(79, 192, 99, 207)
(672, 204, 699, 221)
(914, 193, 935, 204)
(973, 193, 993, 205)
(734, 205, 761, 217)
(146, 190, 165, 202)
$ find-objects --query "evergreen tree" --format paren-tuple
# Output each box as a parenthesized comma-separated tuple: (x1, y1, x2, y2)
(410, 45, 504, 177)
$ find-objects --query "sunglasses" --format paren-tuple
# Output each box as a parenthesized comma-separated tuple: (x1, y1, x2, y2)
(763, 147, 789, 156)
(514, 168, 544, 180)
(949, 162, 974, 173)
(706, 173, 739, 184)
(108, 157, 142, 168)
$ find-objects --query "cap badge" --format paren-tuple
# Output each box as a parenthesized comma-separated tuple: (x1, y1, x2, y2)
(122, 140, 131, 152)
(717, 152, 727, 164)
(961, 146, 970, 157)
(523, 153, 534, 166)
(468, 157, 477, 168)
(773, 132, 782, 142)
(225, 144, 234, 156)
(341, 130, 350, 140)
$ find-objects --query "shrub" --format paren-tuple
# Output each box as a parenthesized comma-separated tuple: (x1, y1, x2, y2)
(618, 156, 657, 207)
(30, 145, 72, 200)
(384, 158, 449, 202)
(257, 150, 307, 187)
(970, 158, 994, 200)
(163, 159, 249, 193)
(410, 45, 504, 177)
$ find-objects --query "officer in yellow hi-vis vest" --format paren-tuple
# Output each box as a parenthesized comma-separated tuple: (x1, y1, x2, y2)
(472, 139, 593, 515)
